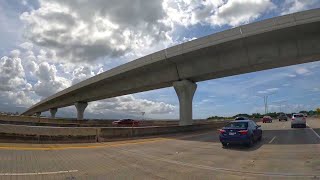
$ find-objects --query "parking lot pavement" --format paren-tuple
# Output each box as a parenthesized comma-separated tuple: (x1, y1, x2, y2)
(0, 119, 319, 179)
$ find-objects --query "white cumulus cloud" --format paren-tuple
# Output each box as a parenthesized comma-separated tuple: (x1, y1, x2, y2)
(89, 95, 175, 115)
(20, 0, 172, 63)
(0, 56, 26, 91)
(295, 67, 311, 75)
(281, 0, 319, 15)
(163, 0, 275, 27)
(33, 62, 71, 97)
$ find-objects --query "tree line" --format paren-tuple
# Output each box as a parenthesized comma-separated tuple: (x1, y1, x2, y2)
(207, 108, 320, 120)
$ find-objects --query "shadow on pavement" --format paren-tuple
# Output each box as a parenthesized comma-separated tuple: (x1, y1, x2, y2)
(221, 140, 264, 151)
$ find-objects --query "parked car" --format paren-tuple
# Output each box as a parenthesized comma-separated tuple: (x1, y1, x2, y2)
(112, 119, 139, 126)
(278, 114, 288, 121)
(303, 113, 308, 118)
(291, 113, 306, 128)
(262, 116, 272, 123)
(219, 120, 262, 147)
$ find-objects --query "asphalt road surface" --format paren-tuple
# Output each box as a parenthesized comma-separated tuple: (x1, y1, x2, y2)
(0, 118, 319, 180)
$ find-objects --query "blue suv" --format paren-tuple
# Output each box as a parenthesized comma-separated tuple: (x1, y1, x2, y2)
(219, 120, 262, 147)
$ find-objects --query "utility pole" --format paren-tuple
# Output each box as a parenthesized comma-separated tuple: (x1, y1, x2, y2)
(258, 92, 275, 115)
(272, 100, 287, 113)
(264, 96, 268, 114)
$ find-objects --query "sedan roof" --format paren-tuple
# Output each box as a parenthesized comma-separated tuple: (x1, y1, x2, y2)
(230, 120, 251, 123)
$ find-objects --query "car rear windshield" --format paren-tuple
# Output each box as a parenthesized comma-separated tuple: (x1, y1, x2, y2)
(235, 117, 246, 120)
(293, 114, 304, 117)
(225, 122, 248, 128)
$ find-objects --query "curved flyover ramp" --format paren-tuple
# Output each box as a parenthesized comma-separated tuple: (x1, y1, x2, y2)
(22, 9, 320, 125)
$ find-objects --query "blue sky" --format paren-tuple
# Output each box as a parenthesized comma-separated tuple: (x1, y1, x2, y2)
(0, 0, 320, 119)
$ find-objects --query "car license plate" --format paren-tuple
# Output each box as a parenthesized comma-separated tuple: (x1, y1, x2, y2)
(229, 132, 236, 135)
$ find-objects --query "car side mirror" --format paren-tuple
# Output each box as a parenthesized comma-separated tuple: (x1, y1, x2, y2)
(257, 125, 261, 128)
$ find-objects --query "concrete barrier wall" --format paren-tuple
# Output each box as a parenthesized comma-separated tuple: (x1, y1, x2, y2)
(0, 114, 85, 125)
(0, 115, 215, 127)
(0, 124, 99, 143)
(99, 122, 227, 139)
(0, 124, 98, 136)
(0, 121, 228, 143)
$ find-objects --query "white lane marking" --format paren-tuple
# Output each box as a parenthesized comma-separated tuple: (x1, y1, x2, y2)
(268, 136, 276, 144)
(0, 170, 78, 176)
(307, 123, 320, 140)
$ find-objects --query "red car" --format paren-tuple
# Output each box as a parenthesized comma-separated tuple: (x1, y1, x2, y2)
(262, 116, 272, 123)
(112, 119, 139, 126)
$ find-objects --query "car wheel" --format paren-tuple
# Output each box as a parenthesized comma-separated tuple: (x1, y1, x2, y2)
(222, 143, 228, 147)
(258, 135, 262, 141)
(245, 137, 254, 147)
(291, 125, 294, 128)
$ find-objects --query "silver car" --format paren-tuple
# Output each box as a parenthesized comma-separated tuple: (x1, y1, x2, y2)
(291, 113, 306, 128)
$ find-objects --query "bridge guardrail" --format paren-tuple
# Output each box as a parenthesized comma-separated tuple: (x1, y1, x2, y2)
(0, 121, 228, 143)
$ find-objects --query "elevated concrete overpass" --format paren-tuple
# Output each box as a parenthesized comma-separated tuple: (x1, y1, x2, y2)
(22, 9, 320, 125)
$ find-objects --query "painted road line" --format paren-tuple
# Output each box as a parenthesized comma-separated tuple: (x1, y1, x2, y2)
(0, 131, 213, 151)
(0, 170, 78, 176)
(307, 123, 320, 140)
(0, 138, 168, 151)
(268, 136, 276, 144)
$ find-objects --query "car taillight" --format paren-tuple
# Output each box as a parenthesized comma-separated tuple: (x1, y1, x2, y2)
(238, 130, 248, 135)
(219, 129, 226, 134)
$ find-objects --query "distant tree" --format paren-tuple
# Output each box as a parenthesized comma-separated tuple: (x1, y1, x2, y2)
(207, 116, 225, 120)
(251, 113, 263, 118)
(233, 114, 250, 118)
(299, 110, 308, 114)
(316, 108, 320, 115)
(308, 110, 316, 116)
(266, 112, 278, 118)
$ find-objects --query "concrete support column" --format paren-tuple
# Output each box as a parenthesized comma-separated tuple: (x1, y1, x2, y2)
(49, 108, 57, 119)
(173, 80, 197, 126)
(75, 102, 88, 120)
(35, 112, 41, 117)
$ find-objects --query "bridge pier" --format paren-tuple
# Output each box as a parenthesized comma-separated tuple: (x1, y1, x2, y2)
(35, 112, 41, 117)
(173, 80, 197, 126)
(49, 108, 57, 118)
(75, 102, 88, 120)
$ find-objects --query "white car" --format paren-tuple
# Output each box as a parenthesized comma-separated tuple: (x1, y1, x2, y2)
(291, 113, 306, 128)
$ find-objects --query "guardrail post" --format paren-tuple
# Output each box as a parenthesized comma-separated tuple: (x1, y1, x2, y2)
(96, 128, 101, 142)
